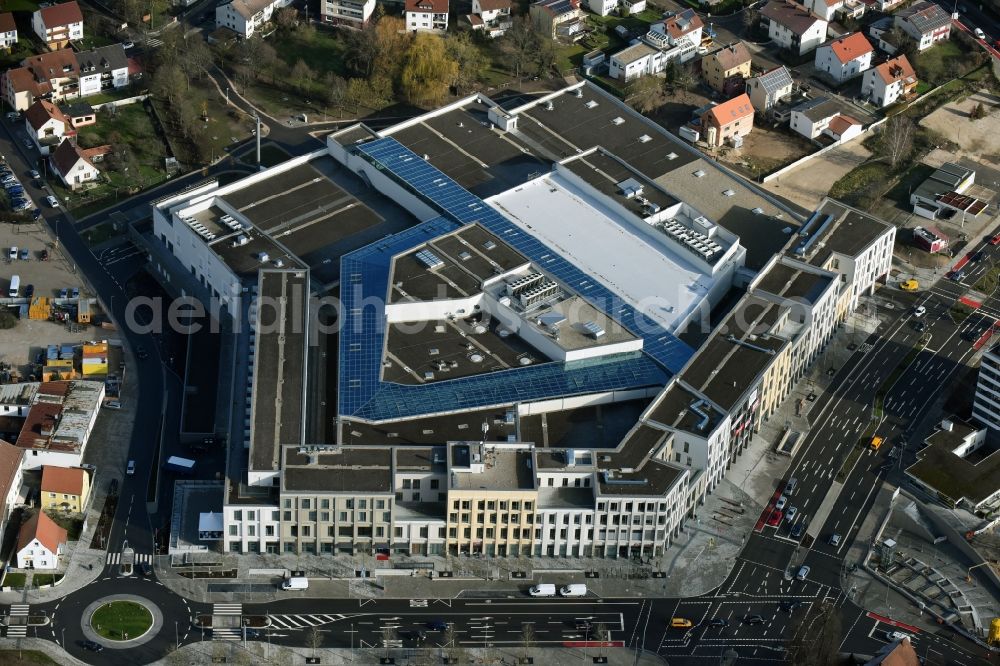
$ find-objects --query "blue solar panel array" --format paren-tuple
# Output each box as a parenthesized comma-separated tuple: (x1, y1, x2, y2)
(355, 137, 695, 373)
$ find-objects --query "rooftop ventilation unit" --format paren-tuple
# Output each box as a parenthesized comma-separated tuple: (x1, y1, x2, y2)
(612, 117, 625, 125)
(617, 178, 643, 199)
(545, 101, 554, 111)
(667, 152, 678, 160)
(259, 251, 270, 263)
(601, 471, 647, 486)
(693, 169, 706, 178)
(458, 251, 472, 261)
(483, 240, 497, 250)
(752, 207, 764, 214)
(232, 234, 250, 247)
(506, 272, 543, 298)
(638, 134, 652, 143)
(582, 321, 606, 339)
(585, 100, 599, 109)
(689, 399, 711, 431)
(575, 88, 584, 98)
(722, 189, 735, 197)
(415, 249, 445, 270)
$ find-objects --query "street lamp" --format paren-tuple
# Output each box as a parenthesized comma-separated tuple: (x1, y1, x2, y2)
(175, 619, 178, 648)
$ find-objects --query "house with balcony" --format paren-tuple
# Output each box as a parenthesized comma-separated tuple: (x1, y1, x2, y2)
(25, 99, 70, 150)
(0, 13, 18, 51)
(466, 0, 512, 37)
(608, 8, 703, 80)
(894, 1, 951, 51)
(1, 49, 80, 112)
(703, 42, 752, 94)
(861, 54, 917, 108)
(530, 0, 586, 41)
(760, 0, 827, 55)
(76, 45, 128, 97)
(322, 0, 376, 27)
(406, 0, 449, 32)
(50, 138, 100, 190)
(216, 0, 293, 38)
(31, 1, 83, 51)
(814, 32, 873, 83)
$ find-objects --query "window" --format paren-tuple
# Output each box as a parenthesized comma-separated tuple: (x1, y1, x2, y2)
(430, 479, 439, 489)
(339, 511, 348, 521)
(413, 479, 421, 489)
(301, 499, 311, 510)
(283, 511, 292, 521)
(234, 511, 243, 520)
(376, 500, 385, 509)
(403, 479, 412, 489)
(321, 500, 330, 509)
(48, 493, 55, 498)
(359, 500, 367, 509)
(228, 525, 237, 536)
(247, 511, 255, 520)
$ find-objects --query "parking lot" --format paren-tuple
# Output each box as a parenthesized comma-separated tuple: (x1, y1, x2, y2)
(0, 221, 84, 300)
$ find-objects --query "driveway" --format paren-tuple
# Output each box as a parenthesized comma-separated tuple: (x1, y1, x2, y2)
(761, 141, 872, 211)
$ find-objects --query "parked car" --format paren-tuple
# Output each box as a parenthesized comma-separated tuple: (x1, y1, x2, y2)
(775, 495, 787, 511)
(785, 506, 798, 522)
(767, 511, 783, 526)
(82, 640, 104, 652)
(18, 248, 28, 260)
(8, 246, 16, 260)
(126, 460, 136, 475)
(780, 600, 804, 612)
(45, 195, 58, 207)
(796, 565, 810, 580)
(39, 248, 48, 260)
(31, 208, 41, 220)
(790, 522, 805, 539)
(743, 615, 764, 625)
(58, 288, 68, 298)
(708, 618, 728, 627)
(123, 40, 135, 49)
(27, 169, 39, 179)
(975, 27, 986, 40)
(24, 284, 33, 298)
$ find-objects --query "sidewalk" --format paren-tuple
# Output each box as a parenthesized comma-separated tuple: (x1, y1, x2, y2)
(3, 636, 668, 666)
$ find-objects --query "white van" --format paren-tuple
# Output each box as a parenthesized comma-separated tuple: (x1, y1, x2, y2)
(529, 583, 556, 597)
(8, 274, 19, 297)
(560, 584, 587, 597)
(281, 576, 309, 590)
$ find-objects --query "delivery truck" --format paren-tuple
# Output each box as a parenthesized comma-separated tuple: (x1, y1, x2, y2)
(164, 456, 196, 475)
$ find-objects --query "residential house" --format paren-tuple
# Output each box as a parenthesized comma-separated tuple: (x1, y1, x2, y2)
(814, 32, 873, 83)
(466, 0, 512, 37)
(1, 49, 80, 112)
(861, 54, 917, 107)
(40, 465, 90, 513)
(405, 0, 449, 32)
(790, 96, 862, 141)
(0, 13, 18, 51)
(50, 139, 99, 190)
(530, 0, 586, 40)
(894, 1, 951, 51)
(24, 100, 70, 149)
(608, 9, 703, 80)
(802, 0, 843, 22)
(703, 42, 752, 94)
(874, 0, 904, 12)
(75, 44, 128, 97)
(868, 16, 900, 55)
(321, 0, 376, 27)
(15, 511, 67, 569)
(0, 440, 24, 542)
(700, 92, 754, 147)
(746, 65, 794, 114)
(60, 102, 96, 128)
(760, 1, 828, 55)
(31, 1, 83, 50)
(620, 0, 646, 14)
(216, 0, 293, 38)
(586, 0, 618, 16)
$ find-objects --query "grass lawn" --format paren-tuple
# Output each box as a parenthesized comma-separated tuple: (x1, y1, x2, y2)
(884, 162, 935, 208)
(913, 39, 970, 86)
(91, 601, 153, 641)
(82, 220, 123, 247)
(74, 34, 117, 51)
(974, 265, 1000, 295)
(0, 39, 37, 70)
(270, 26, 348, 78)
(0, 650, 59, 666)
(2, 0, 40, 11)
(84, 86, 145, 106)
(828, 162, 887, 206)
(60, 103, 170, 211)
(32, 573, 61, 587)
(951, 302, 975, 323)
(3, 572, 26, 588)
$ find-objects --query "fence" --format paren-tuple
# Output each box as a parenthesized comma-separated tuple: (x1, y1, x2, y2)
(762, 116, 888, 183)
(91, 94, 149, 112)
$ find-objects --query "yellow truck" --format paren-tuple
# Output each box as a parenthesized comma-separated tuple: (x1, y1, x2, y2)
(900, 279, 919, 292)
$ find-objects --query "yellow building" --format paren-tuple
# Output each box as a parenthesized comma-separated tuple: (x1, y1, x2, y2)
(40, 465, 89, 513)
(446, 442, 538, 557)
(703, 42, 752, 93)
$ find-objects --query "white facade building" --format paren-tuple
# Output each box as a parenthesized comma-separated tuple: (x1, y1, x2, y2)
(405, 0, 449, 32)
(216, 0, 293, 37)
(761, 1, 828, 55)
(814, 33, 873, 83)
(974, 346, 1000, 430)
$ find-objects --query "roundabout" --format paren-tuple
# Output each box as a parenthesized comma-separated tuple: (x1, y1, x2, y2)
(79, 595, 163, 650)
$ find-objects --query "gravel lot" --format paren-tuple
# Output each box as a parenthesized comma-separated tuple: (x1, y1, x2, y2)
(921, 89, 1000, 162)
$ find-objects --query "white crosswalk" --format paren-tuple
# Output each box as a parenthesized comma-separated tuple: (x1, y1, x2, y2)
(107, 552, 153, 564)
(266, 613, 345, 629)
(212, 604, 244, 641)
(6, 603, 29, 637)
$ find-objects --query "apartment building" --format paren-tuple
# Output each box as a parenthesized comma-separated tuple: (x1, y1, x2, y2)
(405, 0, 449, 32)
(321, 0, 377, 27)
(703, 42, 752, 94)
(974, 345, 1000, 431)
(216, 0, 293, 37)
(814, 32, 873, 83)
(31, 1, 83, 50)
(761, 1, 827, 56)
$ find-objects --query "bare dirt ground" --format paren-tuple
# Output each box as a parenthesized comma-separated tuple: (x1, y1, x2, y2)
(718, 125, 814, 180)
(921, 89, 1000, 164)
(761, 141, 872, 211)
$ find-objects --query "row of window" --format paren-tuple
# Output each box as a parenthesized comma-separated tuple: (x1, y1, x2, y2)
(451, 499, 532, 511)
(281, 497, 388, 510)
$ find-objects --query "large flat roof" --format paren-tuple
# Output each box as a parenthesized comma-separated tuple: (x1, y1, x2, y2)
(282, 446, 394, 493)
(449, 445, 535, 490)
(907, 424, 1000, 507)
(340, 408, 518, 445)
(792, 198, 892, 266)
(488, 174, 710, 334)
(249, 270, 308, 473)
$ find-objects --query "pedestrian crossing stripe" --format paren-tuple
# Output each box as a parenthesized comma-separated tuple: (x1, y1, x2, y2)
(5, 627, 27, 637)
(213, 604, 243, 615)
(212, 627, 242, 641)
(6, 604, 29, 638)
(9, 605, 29, 615)
(106, 552, 153, 564)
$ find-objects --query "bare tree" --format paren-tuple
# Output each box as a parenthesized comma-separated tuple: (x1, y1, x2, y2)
(307, 625, 323, 658)
(628, 75, 661, 114)
(593, 622, 610, 657)
(443, 624, 465, 664)
(879, 115, 915, 169)
(382, 625, 398, 659)
(504, 16, 539, 80)
(520, 622, 535, 661)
